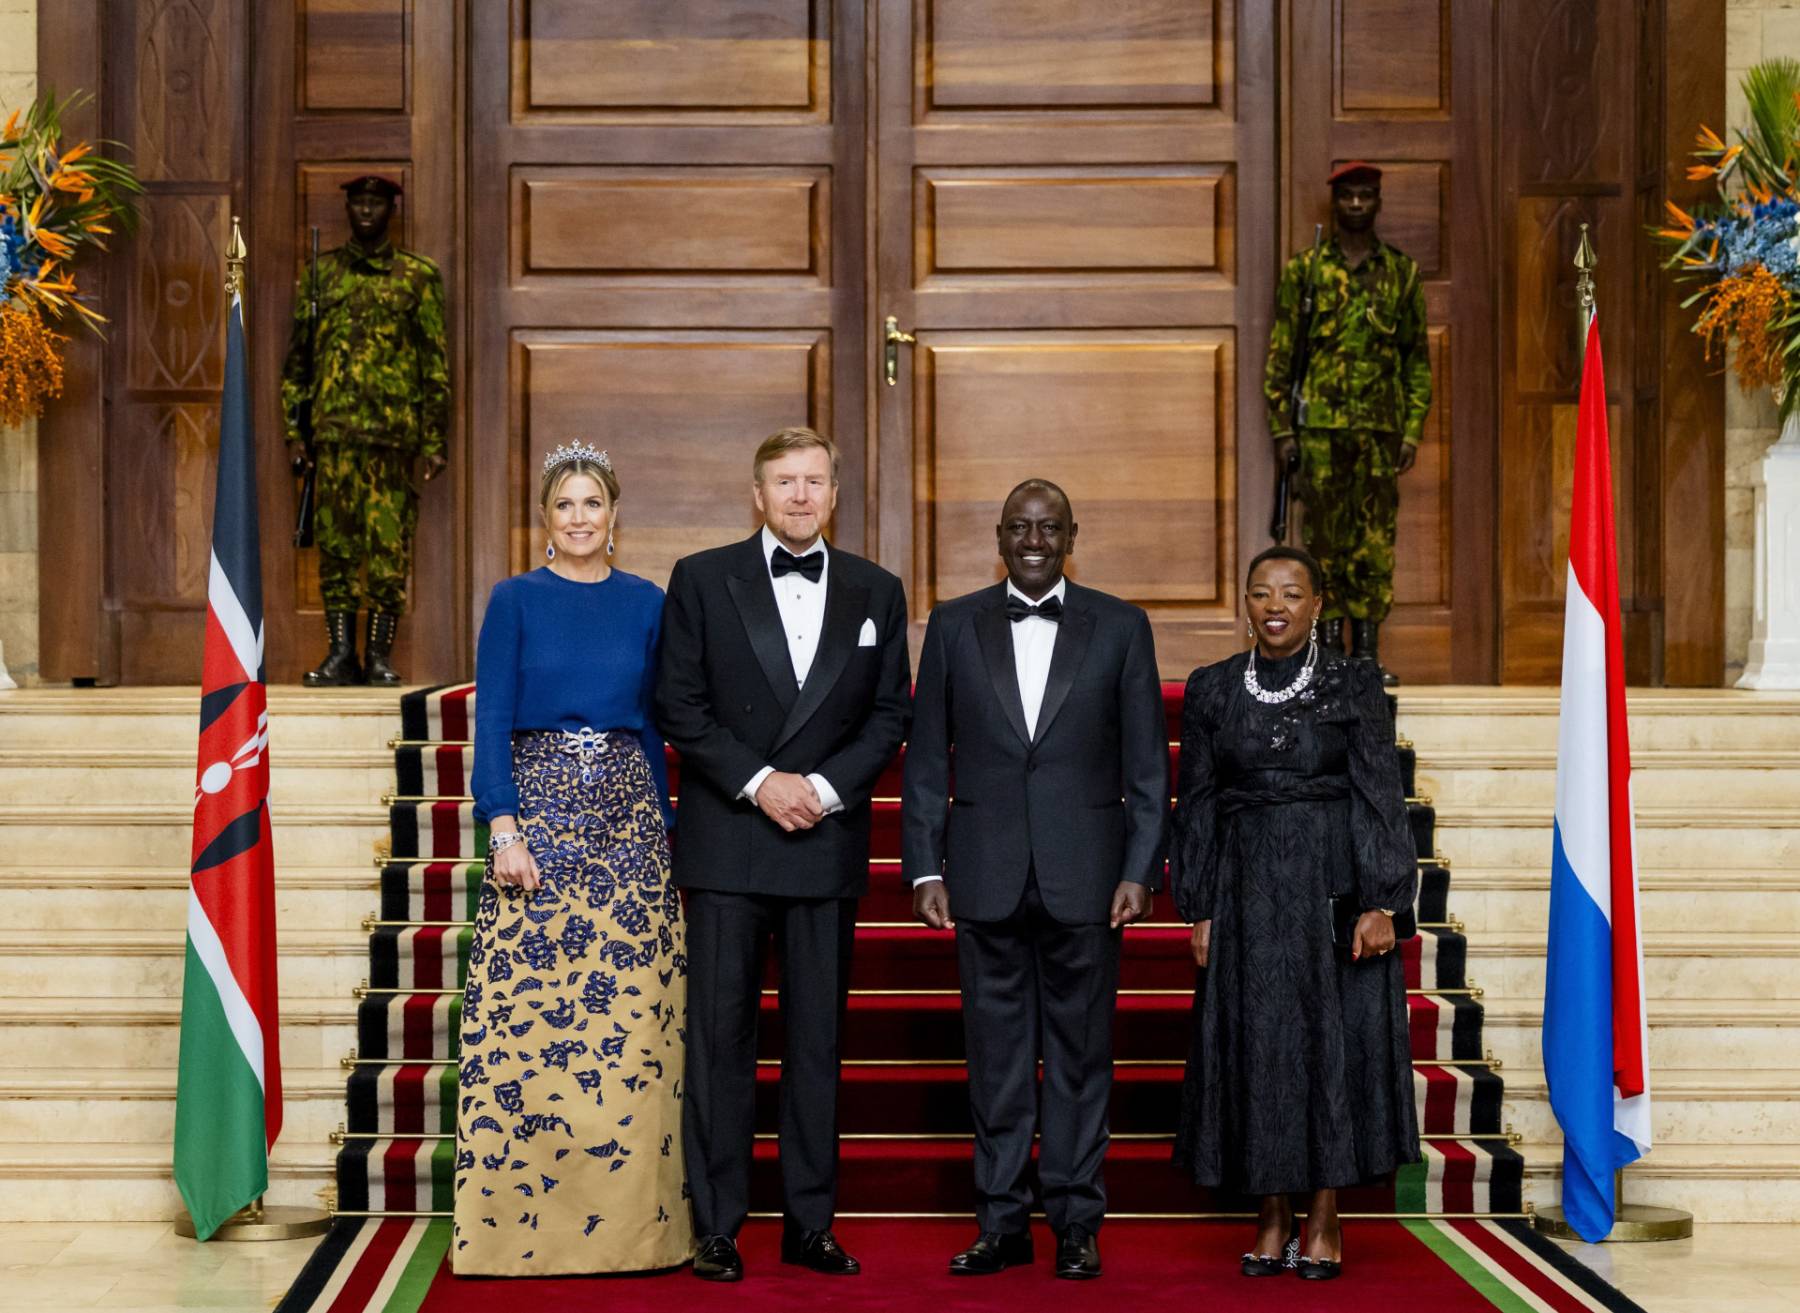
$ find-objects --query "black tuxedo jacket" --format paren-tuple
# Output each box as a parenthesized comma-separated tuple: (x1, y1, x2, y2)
(901, 580, 1168, 925)
(655, 533, 911, 899)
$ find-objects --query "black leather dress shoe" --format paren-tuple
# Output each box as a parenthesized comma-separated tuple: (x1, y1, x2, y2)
(781, 1226, 862, 1275)
(949, 1230, 1034, 1275)
(1297, 1256, 1343, 1281)
(1055, 1225, 1101, 1280)
(693, 1234, 743, 1282)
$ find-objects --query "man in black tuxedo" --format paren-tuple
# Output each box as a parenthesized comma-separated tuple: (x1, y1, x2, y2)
(656, 427, 910, 1282)
(901, 479, 1166, 1280)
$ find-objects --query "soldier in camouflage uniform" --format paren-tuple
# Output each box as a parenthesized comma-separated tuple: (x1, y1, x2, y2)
(282, 175, 449, 687)
(1264, 161, 1431, 685)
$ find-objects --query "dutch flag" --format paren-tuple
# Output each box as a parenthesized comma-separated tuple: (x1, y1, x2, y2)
(1541, 313, 1652, 1242)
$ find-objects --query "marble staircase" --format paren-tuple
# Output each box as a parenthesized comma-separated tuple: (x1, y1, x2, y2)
(1398, 688, 1800, 1223)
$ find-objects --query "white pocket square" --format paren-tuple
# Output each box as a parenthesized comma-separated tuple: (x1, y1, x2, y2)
(858, 618, 879, 647)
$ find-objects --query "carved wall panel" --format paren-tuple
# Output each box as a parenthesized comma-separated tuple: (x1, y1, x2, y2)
(300, 0, 407, 111)
(516, 333, 830, 580)
(130, 0, 234, 182)
(516, 169, 828, 281)
(914, 334, 1234, 610)
(128, 196, 228, 392)
(924, 0, 1218, 111)
(518, 0, 827, 120)
(916, 168, 1229, 281)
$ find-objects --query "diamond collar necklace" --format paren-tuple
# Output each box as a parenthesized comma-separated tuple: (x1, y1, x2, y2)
(1244, 640, 1319, 705)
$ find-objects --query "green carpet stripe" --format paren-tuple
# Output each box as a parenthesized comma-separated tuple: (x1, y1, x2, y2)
(381, 1220, 452, 1313)
(173, 937, 269, 1240)
(1394, 1158, 1428, 1213)
(436, 1063, 457, 1133)
(1404, 1219, 1534, 1313)
(431, 1139, 457, 1210)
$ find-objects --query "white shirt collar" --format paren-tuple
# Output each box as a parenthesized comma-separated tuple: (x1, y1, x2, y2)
(761, 524, 828, 570)
(1005, 576, 1067, 607)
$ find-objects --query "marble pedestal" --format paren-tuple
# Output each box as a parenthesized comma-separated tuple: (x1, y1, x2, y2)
(1739, 409, 1800, 689)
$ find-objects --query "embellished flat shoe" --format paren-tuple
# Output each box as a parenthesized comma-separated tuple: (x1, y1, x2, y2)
(1296, 1255, 1343, 1281)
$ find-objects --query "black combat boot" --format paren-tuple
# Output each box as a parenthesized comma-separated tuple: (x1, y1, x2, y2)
(303, 610, 362, 687)
(1319, 616, 1346, 654)
(364, 612, 403, 687)
(1351, 619, 1399, 687)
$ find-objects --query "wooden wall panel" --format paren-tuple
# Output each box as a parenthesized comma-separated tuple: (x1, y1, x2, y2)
(517, 334, 827, 577)
(128, 197, 230, 392)
(918, 168, 1227, 277)
(1394, 326, 1451, 607)
(1362, 161, 1445, 277)
(915, 335, 1232, 609)
(517, 169, 827, 280)
(926, 0, 1218, 110)
(300, 0, 407, 111)
(519, 0, 826, 119)
(1337, 0, 1446, 114)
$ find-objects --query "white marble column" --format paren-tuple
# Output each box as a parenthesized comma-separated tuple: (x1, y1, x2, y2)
(1739, 409, 1800, 689)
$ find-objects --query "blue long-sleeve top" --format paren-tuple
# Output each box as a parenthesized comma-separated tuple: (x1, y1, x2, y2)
(471, 567, 673, 829)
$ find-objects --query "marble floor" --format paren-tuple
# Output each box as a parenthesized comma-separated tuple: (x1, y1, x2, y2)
(0, 1221, 1791, 1311)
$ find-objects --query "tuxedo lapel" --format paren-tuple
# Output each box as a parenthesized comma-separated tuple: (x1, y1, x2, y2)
(974, 587, 1031, 748)
(772, 565, 868, 753)
(1031, 585, 1093, 746)
(725, 536, 798, 714)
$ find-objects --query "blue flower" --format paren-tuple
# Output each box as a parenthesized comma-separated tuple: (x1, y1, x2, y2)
(519, 927, 558, 971)
(560, 914, 597, 961)
(494, 1080, 524, 1113)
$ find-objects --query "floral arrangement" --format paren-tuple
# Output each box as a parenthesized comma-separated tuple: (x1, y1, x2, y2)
(0, 91, 140, 426)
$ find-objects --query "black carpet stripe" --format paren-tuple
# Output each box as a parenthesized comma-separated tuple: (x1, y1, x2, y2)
(271, 1217, 365, 1312)
(1496, 1219, 1652, 1312)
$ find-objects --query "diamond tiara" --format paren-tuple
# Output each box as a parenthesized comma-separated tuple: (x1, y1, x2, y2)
(542, 442, 614, 477)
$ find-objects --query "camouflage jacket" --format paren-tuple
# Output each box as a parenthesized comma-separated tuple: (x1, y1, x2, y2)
(280, 239, 449, 457)
(1262, 235, 1432, 443)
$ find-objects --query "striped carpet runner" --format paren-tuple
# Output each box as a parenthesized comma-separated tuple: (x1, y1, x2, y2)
(333, 683, 1523, 1219)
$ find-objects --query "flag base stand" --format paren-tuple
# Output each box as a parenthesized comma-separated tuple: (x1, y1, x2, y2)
(175, 1200, 331, 1242)
(1532, 1203, 1693, 1243)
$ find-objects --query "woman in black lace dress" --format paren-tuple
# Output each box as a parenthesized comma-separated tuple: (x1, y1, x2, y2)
(1170, 546, 1419, 1281)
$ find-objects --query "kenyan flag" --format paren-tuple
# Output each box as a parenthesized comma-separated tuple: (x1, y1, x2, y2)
(174, 292, 284, 1239)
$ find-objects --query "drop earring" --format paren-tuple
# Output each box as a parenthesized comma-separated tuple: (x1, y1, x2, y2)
(1310, 616, 1319, 645)
(606, 533, 615, 557)
(546, 543, 555, 561)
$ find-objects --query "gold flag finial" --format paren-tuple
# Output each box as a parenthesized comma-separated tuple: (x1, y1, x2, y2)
(1574, 222, 1597, 363)
(226, 215, 247, 298)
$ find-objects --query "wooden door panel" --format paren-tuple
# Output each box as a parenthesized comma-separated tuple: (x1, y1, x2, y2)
(924, 0, 1220, 110)
(517, 0, 827, 119)
(1337, 0, 1448, 114)
(914, 334, 1234, 611)
(917, 168, 1229, 278)
(300, 0, 408, 111)
(515, 333, 830, 582)
(516, 168, 828, 281)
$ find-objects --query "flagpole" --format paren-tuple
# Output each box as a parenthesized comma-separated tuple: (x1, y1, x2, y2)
(1532, 226, 1690, 1243)
(172, 216, 328, 1244)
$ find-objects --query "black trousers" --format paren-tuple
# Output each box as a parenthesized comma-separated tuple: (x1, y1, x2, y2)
(955, 874, 1122, 1235)
(683, 889, 857, 1237)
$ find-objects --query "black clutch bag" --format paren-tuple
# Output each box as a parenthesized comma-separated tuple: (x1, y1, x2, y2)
(1327, 894, 1361, 950)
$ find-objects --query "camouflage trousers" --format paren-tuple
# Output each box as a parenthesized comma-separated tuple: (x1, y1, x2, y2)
(1294, 427, 1402, 623)
(313, 443, 418, 614)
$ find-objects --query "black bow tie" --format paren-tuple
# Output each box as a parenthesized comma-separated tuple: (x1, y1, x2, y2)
(771, 547, 825, 582)
(1006, 594, 1063, 623)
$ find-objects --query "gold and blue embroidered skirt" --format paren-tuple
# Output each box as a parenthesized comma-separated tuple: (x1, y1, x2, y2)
(453, 730, 692, 1275)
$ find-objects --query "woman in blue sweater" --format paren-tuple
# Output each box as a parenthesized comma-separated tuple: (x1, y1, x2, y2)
(454, 443, 693, 1276)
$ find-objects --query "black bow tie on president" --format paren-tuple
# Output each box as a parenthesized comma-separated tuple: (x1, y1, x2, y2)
(1005, 594, 1063, 623)
(771, 547, 825, 582)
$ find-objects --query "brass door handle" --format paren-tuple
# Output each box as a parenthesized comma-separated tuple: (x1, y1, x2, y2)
(884, 315, 915, 387)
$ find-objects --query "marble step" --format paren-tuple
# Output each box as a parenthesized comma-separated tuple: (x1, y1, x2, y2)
(1454, 933, 1800, 1000)
(0, 866, 380, 933)
(0, 931, 371, 1006)
(0, 750, 392, 807)
(1470, 998, 1800, 1072)
(0, 1067, 354, 1146)
(1495, 1069, 1800, 1144)
(1416, 758, 1800, 809)
(0, 688, 406, 753)
(0, 804, 390, 868)
(1435, 869, 1800, 935)
(1396, 689, 1800, 754)
(0, 997, 354, 1071)
(1433, 805, 1800, 869)
(0, 1140, 333, 1223)
(1517, 1142, 1800, 1223)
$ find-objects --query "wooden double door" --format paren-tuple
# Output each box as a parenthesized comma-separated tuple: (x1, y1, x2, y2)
(462, 0, 1484, 680)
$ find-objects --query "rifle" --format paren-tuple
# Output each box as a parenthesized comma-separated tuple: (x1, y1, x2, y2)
(1272, 223, 1325, 543)
(292, 226, 320, 548)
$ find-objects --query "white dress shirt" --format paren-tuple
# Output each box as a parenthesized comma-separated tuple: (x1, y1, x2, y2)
(741, 526, 842, 814)
(913, 576, 1066, 888)
(1008, 576, 1065, 740)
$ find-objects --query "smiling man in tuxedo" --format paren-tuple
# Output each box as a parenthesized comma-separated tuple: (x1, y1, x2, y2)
(901, 479, 1167, 1280)
(656, 427, 911, 1282)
